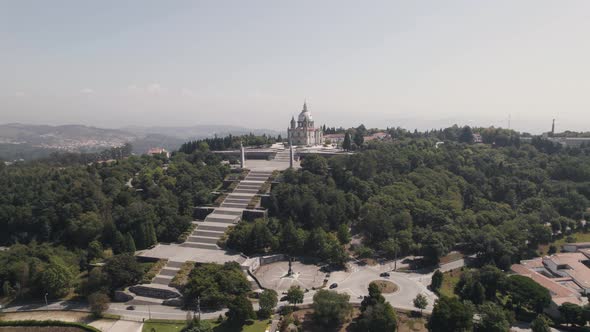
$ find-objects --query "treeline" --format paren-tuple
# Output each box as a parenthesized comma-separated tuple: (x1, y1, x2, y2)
(37, 143, 134, 166)
(179, 134, 281, 154)
(0, 150, 226, 249)
(383, 125, 522, 147)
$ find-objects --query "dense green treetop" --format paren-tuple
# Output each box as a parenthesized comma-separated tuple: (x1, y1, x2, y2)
(263, 133, 590, 267)
(182, 262, 251, 309)
(0, 150, 227, 249)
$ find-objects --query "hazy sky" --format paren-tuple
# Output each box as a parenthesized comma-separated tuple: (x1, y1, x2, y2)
(1, 1, 589, 133)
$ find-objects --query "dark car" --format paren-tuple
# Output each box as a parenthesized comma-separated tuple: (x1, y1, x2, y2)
(126, 305, 135, 310)
(329, 283, 338, 289)
(380, 272, 390, 277)
(280, 295, 288, 302)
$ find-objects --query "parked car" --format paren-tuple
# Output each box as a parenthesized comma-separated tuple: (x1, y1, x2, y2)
(380, 272, 390, 277)
(329, 283, 338, 289)
(126, 305, 135, 310)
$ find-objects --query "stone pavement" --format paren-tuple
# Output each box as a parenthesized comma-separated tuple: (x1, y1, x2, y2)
(254, 261, 325, 291)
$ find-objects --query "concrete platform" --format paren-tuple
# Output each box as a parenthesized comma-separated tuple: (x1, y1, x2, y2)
(181, 242, 219, 250)
(138, 243, 241, 263)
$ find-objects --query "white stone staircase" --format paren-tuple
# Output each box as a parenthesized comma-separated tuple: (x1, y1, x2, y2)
(129, 170, 275, 304)
(128, 260, 184, 301)
(273, 149, 291, 162)
(181, 170, 273, 250)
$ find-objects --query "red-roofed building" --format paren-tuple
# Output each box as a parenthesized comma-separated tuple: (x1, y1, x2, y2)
(511, 247, 590, 317)
(363, 132, 390, 142)
(147, 147, 170, 158)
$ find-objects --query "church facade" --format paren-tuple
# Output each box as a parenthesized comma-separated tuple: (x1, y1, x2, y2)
(288, 102, 323, 146)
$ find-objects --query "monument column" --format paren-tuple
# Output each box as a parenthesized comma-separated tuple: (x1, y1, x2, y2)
(240, 142, 245, 169)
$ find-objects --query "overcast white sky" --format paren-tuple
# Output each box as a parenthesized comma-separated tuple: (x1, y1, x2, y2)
(1, 0, 589, 133)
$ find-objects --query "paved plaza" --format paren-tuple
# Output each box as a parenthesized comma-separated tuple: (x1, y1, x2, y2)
(254, 261, 325, 291)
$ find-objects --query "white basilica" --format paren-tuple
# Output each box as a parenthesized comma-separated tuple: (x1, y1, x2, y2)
(288, 102, 323, 146)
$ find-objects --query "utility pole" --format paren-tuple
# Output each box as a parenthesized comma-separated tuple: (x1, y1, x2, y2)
(394, 246, 398, 272)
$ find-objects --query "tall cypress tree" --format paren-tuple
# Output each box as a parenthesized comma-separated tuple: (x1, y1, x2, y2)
(343, 133, 352, 151)
(136, 223, 147, 249)
(147, 222, 157, 247)
(124, 233, 136, 253)
(113, 231, 126, 254)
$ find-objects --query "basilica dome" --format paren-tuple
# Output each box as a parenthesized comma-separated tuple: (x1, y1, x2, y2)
(298, 102, 313, 122)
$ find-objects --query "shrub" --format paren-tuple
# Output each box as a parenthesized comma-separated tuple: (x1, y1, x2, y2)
(0, 320, 100, 332)
(170, 261, 195, 289)
(88, 291, 110, 317)
(141, 259, 168, 284)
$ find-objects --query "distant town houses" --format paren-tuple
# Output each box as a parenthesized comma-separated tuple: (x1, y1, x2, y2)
(472, 133, 483, 143)
(363, 131, 390, 142)
(323, 132, 390, 147)
(147, 147, 170, 158)
(323, 133, 345, 145)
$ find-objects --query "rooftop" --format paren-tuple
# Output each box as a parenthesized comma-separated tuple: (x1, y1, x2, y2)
(544, 252, 590, 288)
(511, 263, 585, 306)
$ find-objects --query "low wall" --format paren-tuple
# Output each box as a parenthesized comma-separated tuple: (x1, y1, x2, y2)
(260, 194, 272, 209)
(260, 254, 286, 266)
(193, 207, 215, 220)
(242, 209, 267, 222)
(128, 285, 180, 299)
(212, 151, 276, 160)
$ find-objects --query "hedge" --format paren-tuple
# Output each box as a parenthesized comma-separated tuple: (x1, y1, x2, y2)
(0, 320, 100, 332)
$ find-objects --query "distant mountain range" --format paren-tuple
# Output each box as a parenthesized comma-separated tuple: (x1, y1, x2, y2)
(122, 125, 282, 140)
(0, 123, 282, 161)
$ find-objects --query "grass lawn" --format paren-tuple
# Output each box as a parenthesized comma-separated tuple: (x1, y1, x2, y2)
(237, 320, 270, 332)
(438, 269, 463, 298)
(372, 280, 398, 294)
(538, 231, 590, 255)
(439, 252, 464, 265)
(142, 319, 186, 332)
(142, 319, 270, 332)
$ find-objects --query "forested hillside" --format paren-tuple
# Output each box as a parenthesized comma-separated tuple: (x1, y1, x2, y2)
(2, 126, 590, 305)
(226, 130, 590, 270)
(0, 149, 227, 299)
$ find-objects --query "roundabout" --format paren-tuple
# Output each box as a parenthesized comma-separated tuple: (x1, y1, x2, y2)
(254, 260, 325, 292)
(371, 279, 399, 294)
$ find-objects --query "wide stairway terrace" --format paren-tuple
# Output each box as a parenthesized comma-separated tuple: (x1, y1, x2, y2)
(180, 169, 273, 250)
(273, 148, 291, 162)
(130, 169, 273, 303)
